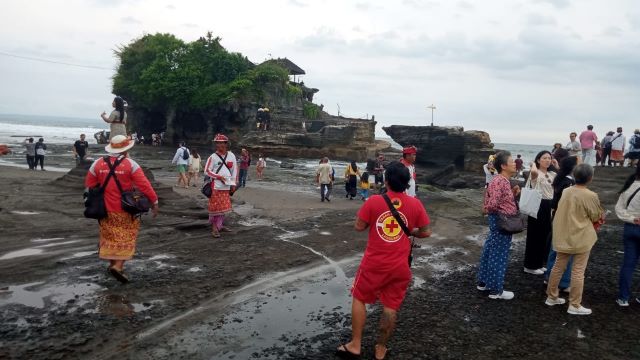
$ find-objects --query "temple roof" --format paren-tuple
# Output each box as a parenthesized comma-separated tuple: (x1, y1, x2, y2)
(262, 58, 305, 75)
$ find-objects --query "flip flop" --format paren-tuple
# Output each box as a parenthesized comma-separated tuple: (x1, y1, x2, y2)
(108, 267, 129, 284)
(335, 344, 360, 359)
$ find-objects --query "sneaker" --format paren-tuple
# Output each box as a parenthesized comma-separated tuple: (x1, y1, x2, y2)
(616, 299, 629, 307)
(541, 267, 548, 272)
(567, 305, 592, 315)
(476, 284, 487, 291)
(524, 267, 544, 275)
(545, 297, 566, 306)
(489, 290, 514, 300)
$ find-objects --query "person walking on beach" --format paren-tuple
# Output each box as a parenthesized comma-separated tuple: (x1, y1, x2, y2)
(373, 154, 386, 194)
(84, 135, 159, 283)
(34, 138, 47, 171)
(579, 125, 598, 165)
(523, 151, 558, 275)
(344, 160, 360, 200)
(565, 132, 581, 158)
(515, 154, 524, 177)
(316, 157, 333, 202)
(238, 148, 251, 188)
(625, 129, 640, 167)
(545, 164, 603, 315)
(610, 127, 626, 167)
(73, 134, 89, 165)
(256, 154, 266, 180)
(204, 134, 237, 238)
(337, 161, 431, 360)
(477, 151, 520, 300)
(614, 164, 640, 306)
(359, 171, 370, 201)
(400, 146, 418, 197)
(544, 155, 579, 292)
(187, 148, 201, 187)
(171, 142, 190, 189)
(23, 137, 36, 170)
(101, 96, 128, 139)
(600, 131, 615, 166)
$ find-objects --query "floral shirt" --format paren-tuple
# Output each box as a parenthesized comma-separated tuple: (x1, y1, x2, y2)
(484, 175, 518, 216)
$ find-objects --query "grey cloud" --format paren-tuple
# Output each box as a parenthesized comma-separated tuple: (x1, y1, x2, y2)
(527, 13, 556, 26)
(352, 26, 363, 32)
(457, 1, 474, 10)
(12, 46, 72, 60)
(355, 2, 372, 11)
(402, 0, 439, 9)
(120, 16, 142, 25)
(533, 0, 571, 8)
(289, 0, 308, 7)
(86, 0, 140, 7)
(183, 23, 199, 28)
(602, 26, 623, 37)
(166, 4, 176, 10)
(628, 14, 640, 30)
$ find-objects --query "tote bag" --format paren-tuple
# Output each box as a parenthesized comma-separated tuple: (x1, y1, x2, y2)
(519, 178, 542, 218)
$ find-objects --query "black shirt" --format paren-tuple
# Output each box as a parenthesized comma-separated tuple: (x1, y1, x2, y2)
(551, 175, 576, 211)
(74, 140, 89, 157)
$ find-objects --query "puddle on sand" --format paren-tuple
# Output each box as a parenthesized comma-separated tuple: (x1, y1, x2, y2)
(238, 217, 275, 227)
(0, 282, 103, 309)
(187, 267, 202, 273)
(148, 254, 174, 261)
(153, 268, 354, 359)
(319, 231, 332, 236)
(37, 240, 82, 248)
(93, 294, 163, 316)
(30, 237, 66, 243)
(412, 276, 426, 289)
(60, 251, 97, 261)
(0, 248, 45, 260)
(10, 211, 43, 215)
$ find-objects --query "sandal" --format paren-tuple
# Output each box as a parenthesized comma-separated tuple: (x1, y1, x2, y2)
(335, 344, 360, 359)
(211, 227, 220, 238)
(108, 267, 129, 284)
(374, 344, 388, 360)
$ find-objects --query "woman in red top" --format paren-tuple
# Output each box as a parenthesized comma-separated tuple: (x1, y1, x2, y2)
(477, 151, 520, 300)
(85, 135, 159, 283)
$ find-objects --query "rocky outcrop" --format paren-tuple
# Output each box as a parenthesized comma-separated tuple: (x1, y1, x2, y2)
(383, 125, 494, 172)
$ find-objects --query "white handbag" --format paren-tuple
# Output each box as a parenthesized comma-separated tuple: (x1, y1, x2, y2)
(519, 177, 542, 218)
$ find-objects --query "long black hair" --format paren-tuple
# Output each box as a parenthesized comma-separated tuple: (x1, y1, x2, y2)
(552, 156, 578, 189)
(619, 163, 640, 194)
(350, 160, 358, 172)
(534, 150, 552, 169)
(114, 96, 125, 122)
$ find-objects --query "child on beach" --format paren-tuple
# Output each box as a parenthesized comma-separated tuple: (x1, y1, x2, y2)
(187, 148, 201, 187)
(358, 172, 370, 201)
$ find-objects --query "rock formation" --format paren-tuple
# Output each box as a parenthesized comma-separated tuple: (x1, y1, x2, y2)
(383, 125, 494, 172)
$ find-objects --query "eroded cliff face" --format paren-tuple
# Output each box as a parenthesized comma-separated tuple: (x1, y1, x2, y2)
(383, 125, 494, 172)
(127, 84, 377, 161)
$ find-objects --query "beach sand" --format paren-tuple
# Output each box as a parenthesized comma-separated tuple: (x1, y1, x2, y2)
(0, 146, 639, 359)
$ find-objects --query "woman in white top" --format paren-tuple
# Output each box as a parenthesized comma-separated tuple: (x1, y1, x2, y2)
(256, 154, 266, 180)
(615, 165, 640, 306)
(524, 150, 558, 275)
(101, 96, 128, 138)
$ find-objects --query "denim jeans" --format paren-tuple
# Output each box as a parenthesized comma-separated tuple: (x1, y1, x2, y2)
(618, 223, 640, 301)
(239, 168, 248, 187)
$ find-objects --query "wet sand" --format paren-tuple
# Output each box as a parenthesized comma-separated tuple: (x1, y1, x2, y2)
(1, 146, 639, 359)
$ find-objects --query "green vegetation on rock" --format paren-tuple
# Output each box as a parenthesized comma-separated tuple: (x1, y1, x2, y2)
(303, 102, 321, 120)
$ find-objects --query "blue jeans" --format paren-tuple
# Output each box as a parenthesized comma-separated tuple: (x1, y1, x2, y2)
(358, 188, 369, 200)
(544, 249, 572, 289)
(618, 223, 640, 301)
(477, 214, 513, 295)
(239, 168, 248, 187)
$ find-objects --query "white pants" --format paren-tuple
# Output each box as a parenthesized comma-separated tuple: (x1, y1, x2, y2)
(581, 148, 594, 165)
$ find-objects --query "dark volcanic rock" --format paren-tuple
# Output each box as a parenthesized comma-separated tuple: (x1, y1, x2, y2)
(383, 125, 494, 171)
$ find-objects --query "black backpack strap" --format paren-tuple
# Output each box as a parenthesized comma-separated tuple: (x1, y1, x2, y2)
(627, 187, 640, 208)
(214, 153, 231, 174)
(382, 193, 412, 237)
(103, 156, 126, 193)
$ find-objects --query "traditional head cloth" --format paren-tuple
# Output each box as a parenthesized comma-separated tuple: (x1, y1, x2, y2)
(402, 146, 417, 155)
(213, 133, 229, 143)
(105, 135, 134, 153)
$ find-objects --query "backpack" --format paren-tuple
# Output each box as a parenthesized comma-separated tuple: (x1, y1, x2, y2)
(631, 136, 639, 149)
(182, 147, 190, 161)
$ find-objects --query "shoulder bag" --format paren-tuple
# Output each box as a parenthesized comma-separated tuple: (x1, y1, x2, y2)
(381, 193, 415, 267)
(106, 158, 151, 216)
(201, 153, 232, 198)
(486, 180, 527, 234)
(83, 157, 123, 220)
(519, 176, 542, 218)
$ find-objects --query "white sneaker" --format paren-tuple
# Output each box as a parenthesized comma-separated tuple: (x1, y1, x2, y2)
(541, 267, 548, 272)
(545, 297, 566, 306)
(476, 285, 487, 291)
(567, 305, 592, 315)
(489, 290, 514, 300)
(524, 267, 544, 275)
(616, 299, 629, 307)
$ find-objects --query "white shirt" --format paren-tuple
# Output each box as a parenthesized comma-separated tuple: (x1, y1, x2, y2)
(204, 151, 238, 190)
(611, 133, 626, 151)
(172, 147, 190, 165)
(616, 181, 640, 224)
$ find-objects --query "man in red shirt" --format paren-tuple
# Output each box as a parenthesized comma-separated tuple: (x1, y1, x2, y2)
(337, 161, 431, 360)
(514, 154, 524, 177)
(579, 125, 598, 165)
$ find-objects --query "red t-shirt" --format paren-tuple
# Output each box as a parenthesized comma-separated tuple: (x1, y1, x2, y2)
(515, 158, 523, 170)
(357, 191, 430, 272)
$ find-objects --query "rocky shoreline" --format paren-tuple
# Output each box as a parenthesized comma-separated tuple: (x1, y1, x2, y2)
(1, 145, 639, 359)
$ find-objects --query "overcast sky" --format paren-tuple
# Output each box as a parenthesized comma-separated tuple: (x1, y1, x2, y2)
(0, 0, 638, 144)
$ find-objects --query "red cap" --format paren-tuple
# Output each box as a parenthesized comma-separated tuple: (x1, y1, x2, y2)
(402, 146, 417, 155)
(213, 133, 229, 142)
